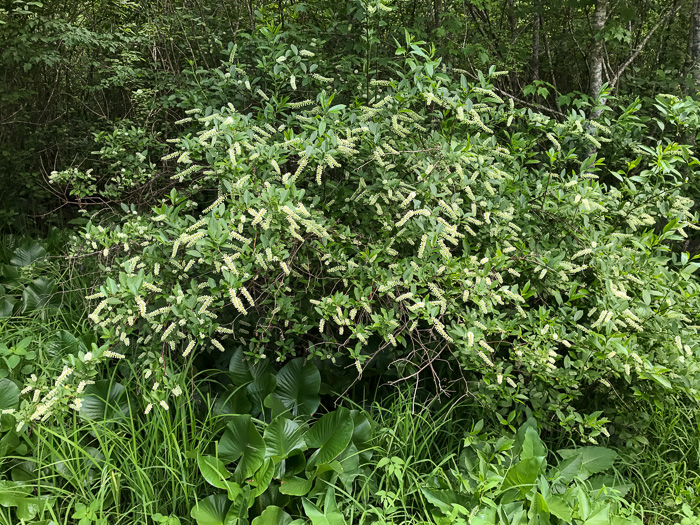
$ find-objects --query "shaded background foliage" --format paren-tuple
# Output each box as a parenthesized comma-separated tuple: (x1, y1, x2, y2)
(2, 0, 700, 231)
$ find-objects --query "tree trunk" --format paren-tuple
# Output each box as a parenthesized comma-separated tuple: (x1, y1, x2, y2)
(588, 0, 607, 101)
(434, 0, 443, 31)
(531, 0, 540, 81)
(690, 0, 700, 87)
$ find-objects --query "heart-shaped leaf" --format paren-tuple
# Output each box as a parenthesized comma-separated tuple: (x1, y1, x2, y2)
(502, 457, 544, 497)
(247, 373, 276, 417)
(305, 407, 354, 468)
(251, 506, 293, 525)
(0, 298, 15, 318)
(47, 330, 82, 357)
(213, 385, 252, 418)
(302, 498, 346, 525)
(273, 359, 320, 416)
(279, 475, 313, 496)
(218, 415, 266, 482)
(191, 494, 234, 525)
(0, 480, 32, 506)
(198, 454, 232, 490)
(21, 278, 59, 314)
(350, 410, 371, 450)
(229, 348, 273, 385)
(10, 242, 45, 267)
(252, 459, 274, 497)
(264, 417, 307, 459)
(0, 379, 20, 412)
(79, 380, 129, 422)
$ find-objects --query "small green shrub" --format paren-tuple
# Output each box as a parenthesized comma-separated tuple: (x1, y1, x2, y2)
(421, 419, 641, 525)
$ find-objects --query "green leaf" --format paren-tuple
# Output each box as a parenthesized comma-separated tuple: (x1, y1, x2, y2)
(21, 277, 58, 313)
(273, 358, 321, 416)
(521, 427, 547, 461)
(0, 379, 19, 412)
(421, 488, 474, 515)
(16, 496, 44, 521)
(218, 415, 266, 482)
(0, 480, 31, 506)
(247, 373, 277, 416)
(527, 493, 550, 525)
(10, 242, 45, 267)
(612, 516, 643, 525)
(264, 417, 307, 459)
(229, 347, 273, 385)
(502, 458, 544, 497)
(583, 503, 610, 525)
(304, 407, 354, 468)
(213, 385, 252, 418)
(198, 454, 232, 490)
(350, 410, 372, 450)
(302, 498, 346, 525)
(549, 453, 583, 484)
(543, 495, 572, 522)
(0, 298, 15, 318)
(279, 475, 313, 496)
(48, 330, 82, 357)
(252, 459, 274, 497)
(191, 495, 234, 525)
(252, 506, 293, 525)
(557, 448, 617, 480)
(79, 380, 129, 422)
(471, 507, 496, 525)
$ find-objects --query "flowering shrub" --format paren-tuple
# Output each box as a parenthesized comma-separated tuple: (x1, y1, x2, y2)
(15, 30, 700, 442)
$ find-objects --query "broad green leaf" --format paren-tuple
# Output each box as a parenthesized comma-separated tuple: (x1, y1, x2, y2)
(218, 415, 266, 482)
(305, 407, 354, 468)
(16, 496, 44, 521)
(543, 495, 572, 522)
(247, 373, 277, 416)
(502, 458, 544, 497)
(284, 450, 307, 477)
(252, 459, 274, 497)
(21, 277, 58, 313)
(47, 330, 81, 357)
(252, 506, 293, 525)
(521, 427, 547, 461)
(0, 480, 31, 506)
(471, 507, 496, 525)
(350, 410, 371, 450)
(198, 454, 232, 490)
(279, 475, 313, 496)
(0, 298, 15, 318)
(421, 488, 474, 515)
(213, 385, 252, 418)
(557, 448, 617, 480)
(302, 498, 346, 525)
(191, 495, 233, 525)
(223, 486, 253, 523)
(583, 503, 610, 525)
(0, 379, 19, 412)
(79, 380, 129, 421)
(10, 242, 45, 267)
(273, 358, 320, 416)
(527, 493, 550, 525)
(264, 417, 307, 459)
(549, 453, 583, 484)
(229, 347, 273, 385)
(514, 418, 539, 456)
